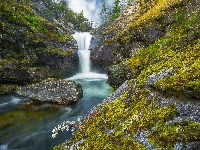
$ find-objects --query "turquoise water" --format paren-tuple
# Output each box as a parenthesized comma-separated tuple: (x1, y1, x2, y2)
(0, 74, 113, 150)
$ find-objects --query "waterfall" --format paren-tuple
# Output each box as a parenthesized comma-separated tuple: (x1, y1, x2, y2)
(68, 32, 107, 80)
(73, 32, 92, 73)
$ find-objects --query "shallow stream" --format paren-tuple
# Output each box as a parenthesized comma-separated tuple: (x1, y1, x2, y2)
(0, 73, 113, 150)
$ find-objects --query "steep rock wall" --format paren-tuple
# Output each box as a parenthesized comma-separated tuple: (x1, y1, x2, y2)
(0, 0, 79, 94)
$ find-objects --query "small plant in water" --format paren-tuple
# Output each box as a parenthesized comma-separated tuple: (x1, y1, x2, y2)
(52, 117, 82, 138)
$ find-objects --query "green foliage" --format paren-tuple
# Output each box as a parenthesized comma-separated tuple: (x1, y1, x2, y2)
(100, 0, 125, 24)
(111, 0, 121, 21)
(100, 0, 110, 23)
(51, 0, 92, 31)
(25, 14, 38, 26)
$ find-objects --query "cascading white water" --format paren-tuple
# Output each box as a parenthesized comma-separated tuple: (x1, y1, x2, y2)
(69, 32, 108, 80)
(73, 32, 92, 73)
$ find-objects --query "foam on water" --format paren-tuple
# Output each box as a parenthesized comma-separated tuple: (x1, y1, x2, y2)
(0, 102, 7, 107)
(11, 97, 21, 104)
(0, 97, 22, 108)
(67, 72, 108, 80)
(0, 144, 8, 150)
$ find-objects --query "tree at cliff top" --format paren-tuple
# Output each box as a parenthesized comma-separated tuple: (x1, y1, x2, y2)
(111, 0, 121, 21)
(100, 0, 110, 23)
(100, 0, 128, 24)
(27, 0, 93, 32)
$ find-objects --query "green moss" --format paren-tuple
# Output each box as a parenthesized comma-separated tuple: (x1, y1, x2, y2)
(110, 60, 134, 80)
(148, 121, 200, 148)
(140, 43, 200, 97)
(56, 85, 200, 149)
(0, 0, 74, 46)
(53, 144, 63, 150)
(55, 88, 183, 149)
(45, 46, 73, 57)
(25, 14, 38, 26)
(119, 0, 188, 43)
(121, 11, 200, 93)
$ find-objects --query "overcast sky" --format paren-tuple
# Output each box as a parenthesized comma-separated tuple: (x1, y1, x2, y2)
(66, 0, 115, 27)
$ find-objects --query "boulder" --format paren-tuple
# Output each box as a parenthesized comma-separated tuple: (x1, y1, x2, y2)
(107, 61, 134, 89)
(16, 78, 83, 106)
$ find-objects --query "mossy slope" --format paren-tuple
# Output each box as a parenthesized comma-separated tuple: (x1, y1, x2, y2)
(55, 0, 200, 149)
(0, 0, 80, 94)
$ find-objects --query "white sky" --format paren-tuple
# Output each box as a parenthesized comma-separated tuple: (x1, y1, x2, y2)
(66, 0, 128, 27)
(67, 0, 102, 27)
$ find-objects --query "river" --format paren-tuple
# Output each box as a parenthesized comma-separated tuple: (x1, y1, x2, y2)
(0, 32, 113, 150)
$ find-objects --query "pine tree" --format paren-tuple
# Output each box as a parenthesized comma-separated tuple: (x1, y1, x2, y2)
(100, 0, 109, 23)
(111, 0, 121, 21)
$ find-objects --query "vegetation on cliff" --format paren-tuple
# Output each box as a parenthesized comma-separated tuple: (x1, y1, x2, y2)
(56, 0, 200, 149)
(0, 0, 91, 94)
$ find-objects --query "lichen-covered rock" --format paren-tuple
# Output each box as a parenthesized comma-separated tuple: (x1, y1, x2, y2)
(57, 80, 200, 150)
(107, 60, 134, 89)
(145, 68, 174, 86)
(54, 0, 200, 149)
(16, 78, 83, 105)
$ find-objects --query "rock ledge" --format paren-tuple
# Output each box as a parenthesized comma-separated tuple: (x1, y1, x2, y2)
(16, 78, 83, 106)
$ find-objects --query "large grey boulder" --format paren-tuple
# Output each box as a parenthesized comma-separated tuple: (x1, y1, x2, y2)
(16, 78, 83, 105)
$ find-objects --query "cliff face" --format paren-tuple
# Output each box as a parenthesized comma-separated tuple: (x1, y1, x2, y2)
(91, 0, 200, 88)
(56, 0, 200, 149)
(0, 0, 79, 94)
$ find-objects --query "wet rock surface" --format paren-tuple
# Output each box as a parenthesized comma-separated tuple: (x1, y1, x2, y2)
(89, 36, 97, 49)
(90, 44, 115, 72)
(16, 78, 83, 106)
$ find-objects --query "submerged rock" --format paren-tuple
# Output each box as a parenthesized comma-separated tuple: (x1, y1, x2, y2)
(16, 78, 83, 106)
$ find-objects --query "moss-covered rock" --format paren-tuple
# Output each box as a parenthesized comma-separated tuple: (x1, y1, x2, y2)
(55, 0, 200, 149)
(107, 60, 134, 89)
(0, 0, 81, 93)
(55, 81, 200, 149)
(91, 0, 192, 72)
